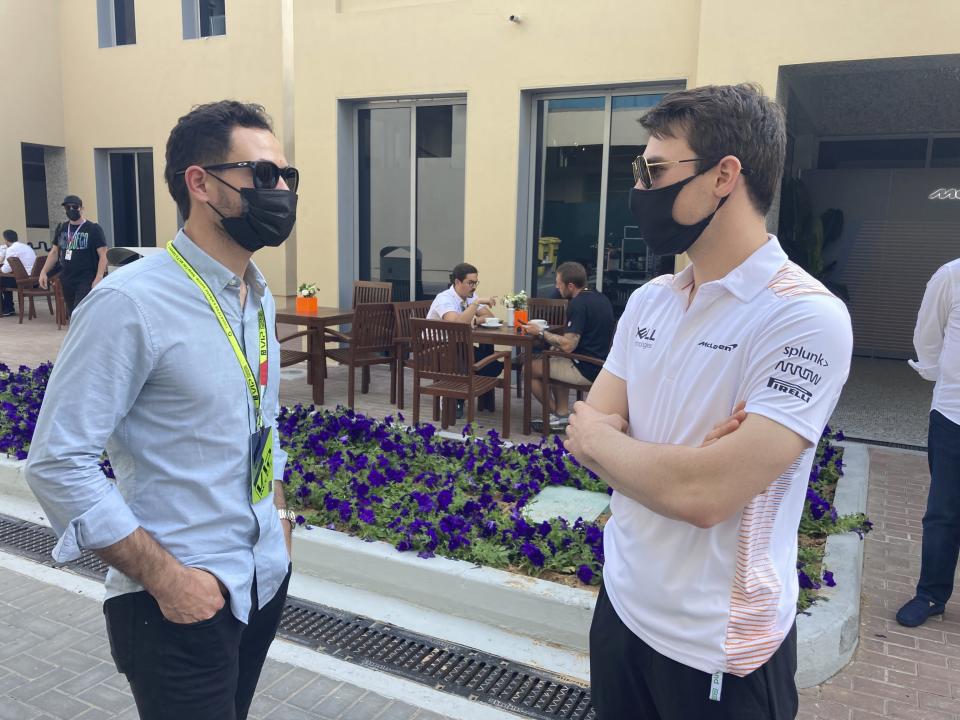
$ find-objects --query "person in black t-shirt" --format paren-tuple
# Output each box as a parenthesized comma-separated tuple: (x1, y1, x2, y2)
(522, 261, 614, 430)
(39, 195, 108, 318)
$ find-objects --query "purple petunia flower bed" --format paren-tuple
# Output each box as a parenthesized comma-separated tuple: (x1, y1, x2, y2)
(1, 363, 869, 608)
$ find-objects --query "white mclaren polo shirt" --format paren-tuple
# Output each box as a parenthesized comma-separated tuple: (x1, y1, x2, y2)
(602, 236, 852, 677)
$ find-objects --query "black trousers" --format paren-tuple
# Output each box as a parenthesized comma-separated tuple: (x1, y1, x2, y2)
(61, 275, 93, 317)
(917, 410, 960, 605)
(590, 584, 798, 720)
(104, 567, 291, 720)
(0, 277, 16, 313)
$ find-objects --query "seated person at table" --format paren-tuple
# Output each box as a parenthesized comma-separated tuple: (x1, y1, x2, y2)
(1, 230, 38, 317)
(427, 263, 502, 413)
(523, 261, 614, 431)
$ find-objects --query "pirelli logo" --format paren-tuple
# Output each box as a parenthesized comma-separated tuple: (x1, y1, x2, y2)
(767, 376, 812, 404)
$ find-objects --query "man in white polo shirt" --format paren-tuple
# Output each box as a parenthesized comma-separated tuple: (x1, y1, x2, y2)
(428, 262, 501, 413)
(565, 84, 852, 719)
(1, 229, 38, 317)
(896, 257, 960, 628)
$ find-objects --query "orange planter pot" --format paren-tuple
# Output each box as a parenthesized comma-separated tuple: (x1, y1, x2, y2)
(514, 309, 528, 326)
(295, 296, 318, 314)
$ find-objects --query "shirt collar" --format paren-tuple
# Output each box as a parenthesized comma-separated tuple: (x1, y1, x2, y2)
(670, 235, 788, 303)
(172, 229, 267, 298)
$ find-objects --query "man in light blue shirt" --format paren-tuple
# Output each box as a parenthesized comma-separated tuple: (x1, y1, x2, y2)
(26, 100, 300, 720)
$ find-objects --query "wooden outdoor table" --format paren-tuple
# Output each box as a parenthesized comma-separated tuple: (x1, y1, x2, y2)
(471, 322, 538, 435)
(274, 301, 353, 405)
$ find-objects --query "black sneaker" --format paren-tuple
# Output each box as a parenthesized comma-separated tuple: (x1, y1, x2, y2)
(0, 310, 14, 317)
(896, 596, 945, 627)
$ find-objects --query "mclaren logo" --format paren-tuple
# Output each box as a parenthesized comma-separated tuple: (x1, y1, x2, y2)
(929, 188, 960, 200)
(767, 376, 812, 404)
(698, 341, 738, 352)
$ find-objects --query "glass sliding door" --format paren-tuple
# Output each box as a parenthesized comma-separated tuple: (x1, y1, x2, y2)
(358, 107, 412, 299)
(529, 89, 671, 312)
(109, 150, 156, 247)
(357, 100, 466, 301)
(602, 93, 665, 314)
(531, 97, 606, 297)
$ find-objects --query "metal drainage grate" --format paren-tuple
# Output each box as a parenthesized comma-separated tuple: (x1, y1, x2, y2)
(0, 514, 595, 720)
(842, 436, 926, 453)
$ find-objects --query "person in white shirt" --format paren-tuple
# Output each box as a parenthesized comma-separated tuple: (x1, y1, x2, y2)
(564, 84, 852, 719)
(896, 259, 960, 628)
(427, 262, 501, 413)
(1, 229, 39, 317)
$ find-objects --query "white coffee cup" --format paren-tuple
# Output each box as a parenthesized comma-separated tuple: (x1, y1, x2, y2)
(530, 319, 549, 329)
(482, 318, 502, 327)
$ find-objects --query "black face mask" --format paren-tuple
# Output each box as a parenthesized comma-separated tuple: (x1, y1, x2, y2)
(65, 208, 81, 222)
(628, 173, 727, 256)
(208, 175, 298, 252)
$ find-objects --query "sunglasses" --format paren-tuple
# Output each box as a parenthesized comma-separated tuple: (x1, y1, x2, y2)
(63, 204, 80, 212)
(631, 155, 751, 189)
(177, 161, 300, 192)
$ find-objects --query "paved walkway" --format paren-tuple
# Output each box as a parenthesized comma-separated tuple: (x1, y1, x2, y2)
(0, 565, 449, 720)
(798, 447, 960, 719)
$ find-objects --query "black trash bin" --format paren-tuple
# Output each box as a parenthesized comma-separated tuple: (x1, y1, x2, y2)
(379, 245, 423, 301)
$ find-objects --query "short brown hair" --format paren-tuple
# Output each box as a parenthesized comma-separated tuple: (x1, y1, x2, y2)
(450, 263, 478, 284)
(556, 261, 587, 289)
(165, 100, 274, 221)
(640, 83, 786, 215)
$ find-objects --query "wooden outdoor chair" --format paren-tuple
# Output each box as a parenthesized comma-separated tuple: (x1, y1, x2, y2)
(277, 325, 321, 404)
(539, 350, 605, 435)
(352, 280, 393, 306)
(322, 302, 396, 408)
(410, 318, 512, 437)
(320, 280, 395, 391)
(515, 297, 568, 397)
(392, 299, 432, 409)
(50, 276, 68, 330)
(8, 256, 54, 324)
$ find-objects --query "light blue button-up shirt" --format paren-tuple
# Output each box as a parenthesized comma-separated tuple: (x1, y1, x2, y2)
(25, 230, 289, 622)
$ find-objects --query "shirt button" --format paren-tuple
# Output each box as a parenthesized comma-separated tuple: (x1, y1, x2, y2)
(229, 278, 239, 287)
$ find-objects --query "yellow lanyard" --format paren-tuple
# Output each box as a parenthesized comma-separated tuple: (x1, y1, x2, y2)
(166, 243, 267, 429)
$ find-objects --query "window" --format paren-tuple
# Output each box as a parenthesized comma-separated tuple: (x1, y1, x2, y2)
(183, 0, 226, 39)
(98, 0, 137, 47)
(21, 144, 49, 229)
(356, 100, 466, 301)
(108, 151, 156, 247)
(527, 90, 673, 314)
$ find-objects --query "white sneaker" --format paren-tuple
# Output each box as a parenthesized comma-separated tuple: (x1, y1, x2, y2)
(549, 413, 569, 430)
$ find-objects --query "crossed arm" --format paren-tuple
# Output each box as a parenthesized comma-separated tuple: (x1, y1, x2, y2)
(565, 370, 810, 528)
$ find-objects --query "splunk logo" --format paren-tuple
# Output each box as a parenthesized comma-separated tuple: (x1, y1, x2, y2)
(783, 345, 829, 367)
(635, 326, 657, 349)
(929, 188, 960, 200)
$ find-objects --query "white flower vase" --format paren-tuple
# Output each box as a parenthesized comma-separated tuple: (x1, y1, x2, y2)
(507, 308, 515, 327)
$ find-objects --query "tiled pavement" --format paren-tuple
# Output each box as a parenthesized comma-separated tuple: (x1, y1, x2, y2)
(0, 566, 451, 720)
(5, 306, 960, 718)
(797, 447, 960, 719)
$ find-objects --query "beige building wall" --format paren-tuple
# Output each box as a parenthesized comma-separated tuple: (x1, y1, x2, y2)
(0, 0, 65, 249)
(5, 0, 960, 303)
(293, 0, 703, 305)
(294, 0, 960, 306)
(52, 0, 292, 291)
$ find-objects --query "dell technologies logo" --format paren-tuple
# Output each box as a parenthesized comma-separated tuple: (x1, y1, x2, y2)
(635, 326, 657, 349)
